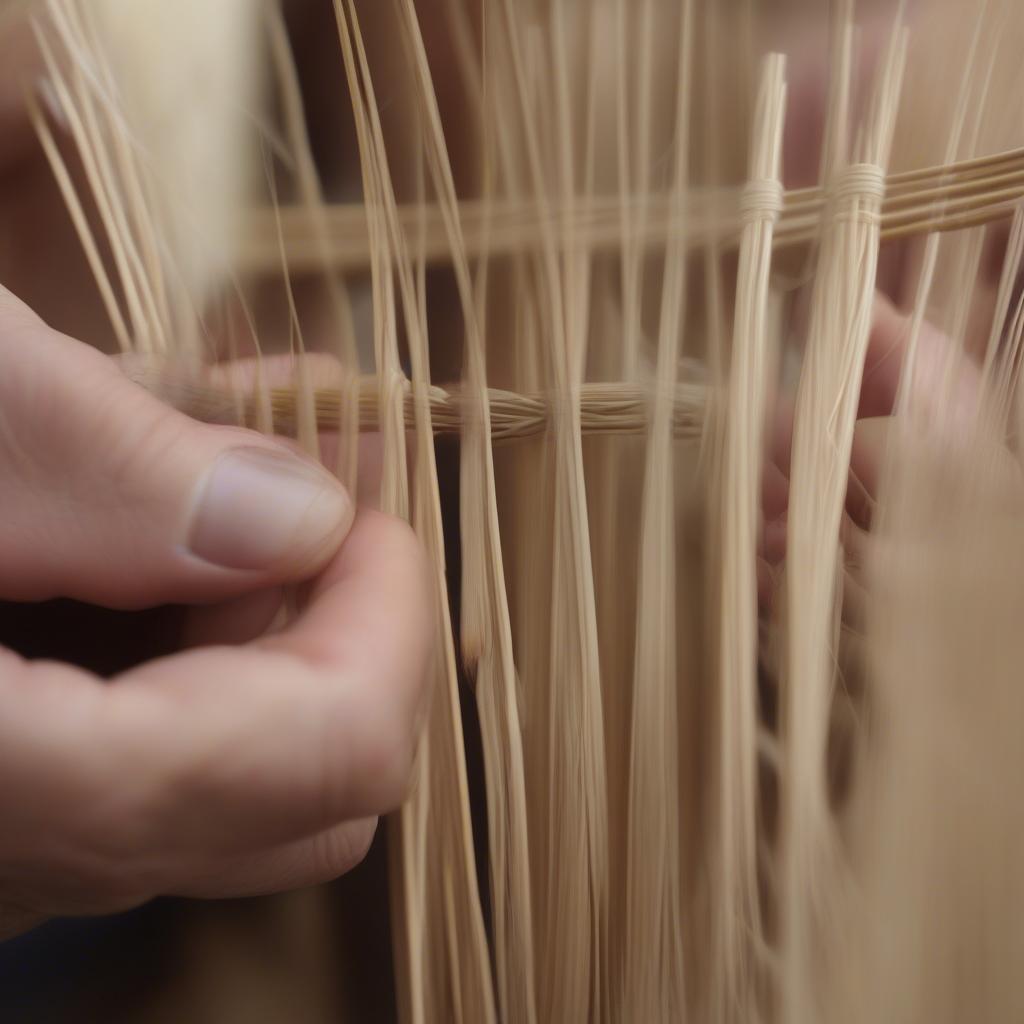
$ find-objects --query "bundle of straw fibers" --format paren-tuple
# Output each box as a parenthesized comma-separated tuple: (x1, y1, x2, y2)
(11, 0, 1024, 1020)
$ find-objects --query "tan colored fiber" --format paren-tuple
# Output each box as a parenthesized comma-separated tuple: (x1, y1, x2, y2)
(337, 4, 497, 1021)
(393, 0, 536, 1018)
(265, 1, 360, 487)
(709, 52, 786, 1024)
(619, 3, 693, 1020)
(33, 2, 1024, 1022)
(120, 366, 708, 440)
(238, 150, 1024, 274)
(780, 16, 907, 1019)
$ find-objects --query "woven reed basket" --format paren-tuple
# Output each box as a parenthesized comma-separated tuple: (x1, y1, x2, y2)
(26, 0, 1024, 1020)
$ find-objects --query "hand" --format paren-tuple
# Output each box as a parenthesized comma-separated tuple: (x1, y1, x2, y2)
(758, 292, 987, 611)
(0, 286, 433, 939)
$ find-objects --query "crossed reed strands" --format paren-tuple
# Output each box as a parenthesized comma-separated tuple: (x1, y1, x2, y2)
(127, 367, 711, 441)
(31, 0, 1024, 1019)
(242, 145, 1024, 273)
(183, 146, 1024, 443)
(27, 0, 1024, 446)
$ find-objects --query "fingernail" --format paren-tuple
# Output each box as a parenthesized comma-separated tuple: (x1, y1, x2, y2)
(188, 446, 352, 571)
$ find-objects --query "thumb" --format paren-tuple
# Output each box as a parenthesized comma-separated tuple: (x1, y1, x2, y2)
(0, 289, 353, 607)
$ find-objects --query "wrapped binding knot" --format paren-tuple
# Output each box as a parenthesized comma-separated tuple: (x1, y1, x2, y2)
(831, 162, 887, 222)
(739, 178, 784, 224)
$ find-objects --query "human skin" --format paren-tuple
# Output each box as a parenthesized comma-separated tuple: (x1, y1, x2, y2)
(0, 284, 435, 940)
(0, 2, 441, 942)
(0, 0, 1011, 942)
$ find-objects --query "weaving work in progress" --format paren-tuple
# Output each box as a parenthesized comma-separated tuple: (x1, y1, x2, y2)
(6, 0, 1024, 1020)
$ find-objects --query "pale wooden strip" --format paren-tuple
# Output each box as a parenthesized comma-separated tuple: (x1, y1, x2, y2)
(780, 17, 907, 1021)
(399, 0, 539, 1017)
(492, 0, 610, 1018)
(266, 0, 360, 489)
(28, 91, 132, 353)
(620, 2, 694, 1019)
(330, 9, 423, 1024)
(237, 150, 1024, 274)
(341, 3, 497, 1021)
(121, 368, 710, 441)
(709, 53, 786, 1024)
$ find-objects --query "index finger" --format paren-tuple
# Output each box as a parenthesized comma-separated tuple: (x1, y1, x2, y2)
(1, 511, 433, 897)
